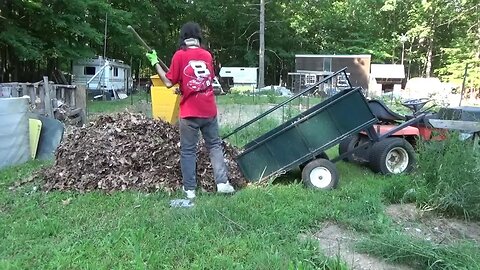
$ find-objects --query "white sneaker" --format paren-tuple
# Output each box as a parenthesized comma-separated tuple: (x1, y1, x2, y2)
(217, 182, 235, 194)
(183, 187, 196, 199)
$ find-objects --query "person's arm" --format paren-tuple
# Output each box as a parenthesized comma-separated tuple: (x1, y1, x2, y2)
(146, 50, 174, 88)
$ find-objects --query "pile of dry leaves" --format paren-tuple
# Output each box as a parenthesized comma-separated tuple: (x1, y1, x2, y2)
(39, 113, 247, 193)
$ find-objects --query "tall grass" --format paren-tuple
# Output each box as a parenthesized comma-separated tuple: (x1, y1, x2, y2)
(382, 132, 480, 220)
(414, 133, 480, 220)
(356, 232, 480, 269)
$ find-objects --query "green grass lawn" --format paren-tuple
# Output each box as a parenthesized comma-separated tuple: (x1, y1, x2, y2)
(1, 94, 479, 269)
(0, 159, 378, 269)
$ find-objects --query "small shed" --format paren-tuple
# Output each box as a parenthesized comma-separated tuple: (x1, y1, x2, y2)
(370, 64, 405, 93)
(294, 54, 371, 89)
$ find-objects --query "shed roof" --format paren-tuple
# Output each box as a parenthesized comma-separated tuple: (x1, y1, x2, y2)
(370, 64, 405, 79)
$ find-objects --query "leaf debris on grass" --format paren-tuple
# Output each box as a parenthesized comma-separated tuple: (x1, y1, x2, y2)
(38, 113, 247, 193)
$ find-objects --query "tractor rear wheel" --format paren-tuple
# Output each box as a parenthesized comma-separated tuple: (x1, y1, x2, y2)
(302, 158, 339, 190)
(339, 134, 370, 163)
(369, 137, 415, 174)
(338, 134, 360, 162)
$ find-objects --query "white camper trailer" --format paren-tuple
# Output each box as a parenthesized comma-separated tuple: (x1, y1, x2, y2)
(72, 56, 133, 99)
(219, 67, 258, 88)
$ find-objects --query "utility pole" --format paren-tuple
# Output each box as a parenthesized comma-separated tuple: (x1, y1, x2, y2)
(103, 13, 108, 59)
(258, 0, 265, 89)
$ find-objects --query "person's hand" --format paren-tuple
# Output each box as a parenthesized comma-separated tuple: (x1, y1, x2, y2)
(174, 87, 182, 95)
(145, 50, 159, 66)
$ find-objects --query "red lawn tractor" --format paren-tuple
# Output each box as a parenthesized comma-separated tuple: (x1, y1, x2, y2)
(338, 98, 480, 175)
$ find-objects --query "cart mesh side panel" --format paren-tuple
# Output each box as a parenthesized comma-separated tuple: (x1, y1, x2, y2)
(236, 88, 377, 182)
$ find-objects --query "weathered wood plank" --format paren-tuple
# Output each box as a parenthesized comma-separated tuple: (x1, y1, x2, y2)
(429, 119, 480, 133)
(68, 115, 82, 125)
(43, 76, 54, 117)
(66, 108, 82, 116)
(75, 85, 87, 124)
(54, 84, 76, 89)
(38, 84, 45, 113)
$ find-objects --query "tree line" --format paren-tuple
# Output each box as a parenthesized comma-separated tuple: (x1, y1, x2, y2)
(0, 0, 478, 90)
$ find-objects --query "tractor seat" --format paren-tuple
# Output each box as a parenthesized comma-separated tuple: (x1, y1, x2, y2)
(368, 100, 406, 122)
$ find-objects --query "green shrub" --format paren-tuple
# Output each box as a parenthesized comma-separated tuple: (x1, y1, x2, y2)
(414, 132, 480, 220)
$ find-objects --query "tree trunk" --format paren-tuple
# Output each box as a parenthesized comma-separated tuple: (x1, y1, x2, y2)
(425, 37, 433, 77)
(11, 48, 19, 82)
(406, 42, 413, 79)
(0, 47, 4, 83)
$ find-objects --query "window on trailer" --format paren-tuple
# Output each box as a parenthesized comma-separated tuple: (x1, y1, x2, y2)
(306, 74, 316, 85)
(114, 67, 119, 77)
(84, 66, 95, 75)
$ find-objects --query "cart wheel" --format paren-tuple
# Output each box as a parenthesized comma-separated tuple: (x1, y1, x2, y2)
(301, 159, 339, 190)
(369, 137, 415, 174)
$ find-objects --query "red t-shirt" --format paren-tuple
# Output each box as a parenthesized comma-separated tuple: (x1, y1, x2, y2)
(165, 47, 217, 118)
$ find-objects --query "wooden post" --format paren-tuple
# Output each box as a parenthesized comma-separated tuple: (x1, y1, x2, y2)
(43, 76, 54, 117)
(37, 84, 45, 114)
(66, 87, 72, 107)
(75, 85, 87, 124)
(18, 84, 23, 98)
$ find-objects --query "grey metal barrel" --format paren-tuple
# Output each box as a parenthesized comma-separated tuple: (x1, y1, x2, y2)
(0, 97, 31, 169)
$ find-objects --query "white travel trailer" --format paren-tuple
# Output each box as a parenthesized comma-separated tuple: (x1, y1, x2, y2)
(219, 67, 258, 88)
(72, 56, 133, 99)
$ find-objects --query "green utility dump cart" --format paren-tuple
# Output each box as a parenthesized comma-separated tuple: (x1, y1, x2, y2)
(223, 68, 381, 189)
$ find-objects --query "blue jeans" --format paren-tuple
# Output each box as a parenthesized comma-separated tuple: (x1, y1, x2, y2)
(179, 117, 228, 190)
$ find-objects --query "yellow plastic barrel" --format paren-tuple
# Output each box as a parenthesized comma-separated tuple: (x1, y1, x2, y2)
(150, 75, 180, 124)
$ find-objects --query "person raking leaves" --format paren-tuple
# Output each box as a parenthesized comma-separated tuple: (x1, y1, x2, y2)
(145, 22, 235, 199)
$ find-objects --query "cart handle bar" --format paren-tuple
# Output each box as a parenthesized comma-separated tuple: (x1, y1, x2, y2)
(222, 68, 350, 140)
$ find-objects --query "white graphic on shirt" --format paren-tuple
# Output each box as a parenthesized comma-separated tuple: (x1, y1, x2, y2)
(184, 60, 212, 93)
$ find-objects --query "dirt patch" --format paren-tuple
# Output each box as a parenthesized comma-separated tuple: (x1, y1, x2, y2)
(308, 223, 413, 270)
(386, 203, 480, 244)
(31, 113, 247, 193)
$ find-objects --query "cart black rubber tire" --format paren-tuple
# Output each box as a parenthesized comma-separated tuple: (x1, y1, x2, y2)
(299, 152, 328, 171)
(338, 134, 360, 162)
(369, 137, 415, 175)
(301, 158, 339, 190)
